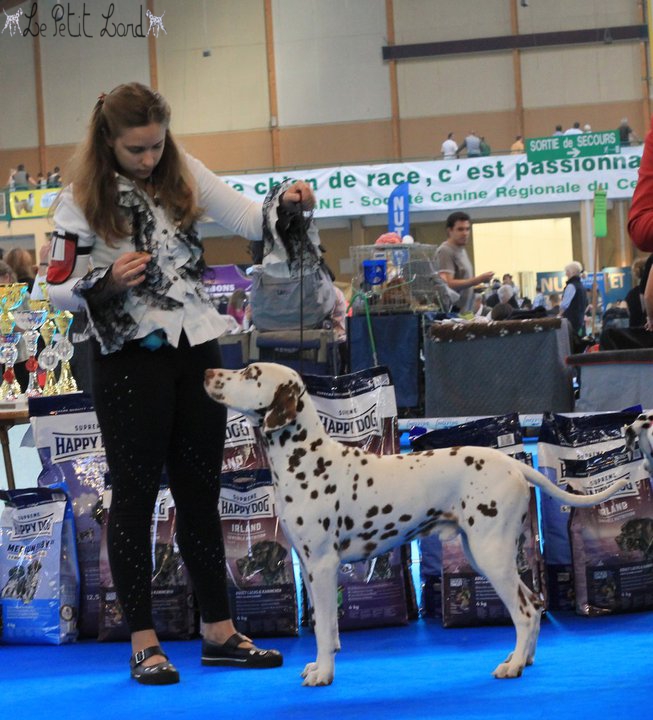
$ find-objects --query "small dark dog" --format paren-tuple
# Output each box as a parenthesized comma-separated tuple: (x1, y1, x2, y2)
(615, 518, 653, 560)
(236, 540, 290, 585)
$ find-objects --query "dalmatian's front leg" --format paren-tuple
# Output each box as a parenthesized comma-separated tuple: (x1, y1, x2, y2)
(300, 554, 341, 686)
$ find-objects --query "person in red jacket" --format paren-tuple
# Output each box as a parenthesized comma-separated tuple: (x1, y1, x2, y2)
(628, 116, 653, 251)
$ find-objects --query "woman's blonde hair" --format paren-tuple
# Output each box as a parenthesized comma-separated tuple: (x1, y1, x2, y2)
(65, 82, 202, 243)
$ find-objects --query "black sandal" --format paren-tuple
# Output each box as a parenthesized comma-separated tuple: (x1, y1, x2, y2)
(130, 645, 180, 685)
(201, 632, 283, 668)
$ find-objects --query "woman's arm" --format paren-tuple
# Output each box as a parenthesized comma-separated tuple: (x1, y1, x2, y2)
(188, 154, 315, 242)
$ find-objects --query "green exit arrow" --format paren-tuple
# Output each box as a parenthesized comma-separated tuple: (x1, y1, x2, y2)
(526, 130, 621, 162)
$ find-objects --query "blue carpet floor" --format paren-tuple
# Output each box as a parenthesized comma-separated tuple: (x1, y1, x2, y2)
(1, 610, 651, 720)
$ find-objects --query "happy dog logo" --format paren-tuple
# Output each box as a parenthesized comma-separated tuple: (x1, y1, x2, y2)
(224, 414, 255, 448)
(318, 404, 380, 442)
(12, 512, 54, 540)
(220, 488, 273, 520)
(2, 3, 170, 39)
(52, 430, 104, 461)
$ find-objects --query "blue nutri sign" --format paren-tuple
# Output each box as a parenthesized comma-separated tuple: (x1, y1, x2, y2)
(387, 181, 410, 238)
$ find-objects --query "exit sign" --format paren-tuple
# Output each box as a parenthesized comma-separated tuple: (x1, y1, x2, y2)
(526, 130, 621, 162)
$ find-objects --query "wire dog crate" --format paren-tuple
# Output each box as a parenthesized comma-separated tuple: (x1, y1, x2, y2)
(350, 243, 450, 314)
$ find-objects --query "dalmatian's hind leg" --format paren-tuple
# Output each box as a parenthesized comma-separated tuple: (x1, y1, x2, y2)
(463, 531, 542, 678)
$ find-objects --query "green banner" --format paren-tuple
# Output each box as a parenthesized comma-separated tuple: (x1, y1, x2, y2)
(526, 130, 621, 163)
(594, 185, 608, 238)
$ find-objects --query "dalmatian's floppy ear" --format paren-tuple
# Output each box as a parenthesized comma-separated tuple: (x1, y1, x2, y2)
(263, 380, 303, 433)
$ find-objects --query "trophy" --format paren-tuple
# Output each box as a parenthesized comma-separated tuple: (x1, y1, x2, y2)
(0, 283, 29, 400)
(13, 301, 49, 396)
(38, 318, 59, 396)
(54, 310, 78, 394)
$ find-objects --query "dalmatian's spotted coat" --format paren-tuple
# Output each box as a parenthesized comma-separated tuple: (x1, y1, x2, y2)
(205, 363, 629, 686)
(625, 413, 653, 472)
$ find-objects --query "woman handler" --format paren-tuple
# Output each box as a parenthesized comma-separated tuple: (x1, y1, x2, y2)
(46, 82, 314, 685)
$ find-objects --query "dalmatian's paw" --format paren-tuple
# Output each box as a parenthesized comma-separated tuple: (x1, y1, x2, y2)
(492, 658, 525, 679)
(301, 661, 334, 686)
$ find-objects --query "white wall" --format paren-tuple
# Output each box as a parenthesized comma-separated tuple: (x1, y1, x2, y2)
(473, 217, 574, 282)
(0, 1, 39, 149)
(157, 0, 270, 133)
(272, 0, 391, 126)
(522, 44, 643, 108)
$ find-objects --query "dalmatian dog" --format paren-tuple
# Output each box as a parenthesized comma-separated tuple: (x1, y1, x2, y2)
(625, 413, 653, 472)
(146, 9, 167, 38)
(2, 9, 23, 37)
(205, 363, 629, 686)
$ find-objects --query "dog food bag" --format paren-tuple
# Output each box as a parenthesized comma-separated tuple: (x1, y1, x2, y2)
(411, 413, 545, 627)
(222, 408, 268, 473)
(220, 469, 298, 636)
(0, 487, 79, 644)
(30, 393, 107, 638)
(300, 368, 416, 631)
(98, 485, 196, 641)
(565, 447, 653, 615)
(304, 367, 400, 456)
(537, 410, 640, 609)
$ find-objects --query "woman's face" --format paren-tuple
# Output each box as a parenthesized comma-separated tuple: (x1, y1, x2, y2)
(108, 122, 166, 182)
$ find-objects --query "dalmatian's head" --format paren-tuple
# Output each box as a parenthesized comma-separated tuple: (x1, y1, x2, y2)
(625, 413, 653, 474)
(205, 362, 305, 433)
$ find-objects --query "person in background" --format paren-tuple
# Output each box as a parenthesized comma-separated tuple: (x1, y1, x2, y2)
(456, 131, 482, 158)
(226, 288, 248, 327)
(624, 256, 649, 327)
(440, 132, 458, 159)
(501, 272, 520, 301)
(564, 122, 582, 135)
(0, 261, 17, 284)
(5, 247, 36, 291)
(472, 292, 490, 319)
(559, 261, 588, 348)
(532, 282, 550, 310)
(45, 82, 314, 686)
(547, 292, 561, 316)
(435, 211, 494, 313)
(510, 135, 524, 154)
(490, 284, 515, 320)
(619, 117, 639, 147)
(479, 136, 491, 156)
(9, 164, 36, 189)
(48, 166, 62, 187)
(552, 125, 564, 136)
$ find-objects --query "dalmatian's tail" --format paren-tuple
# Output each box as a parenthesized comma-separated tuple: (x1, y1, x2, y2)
(518, 461, 630, 506)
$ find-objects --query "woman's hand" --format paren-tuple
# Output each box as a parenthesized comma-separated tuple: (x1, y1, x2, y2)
(111, 251, 151, 289)
(281, 181, 315, 212)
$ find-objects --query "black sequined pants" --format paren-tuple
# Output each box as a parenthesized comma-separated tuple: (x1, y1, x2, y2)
(90, 334, 230, 633)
